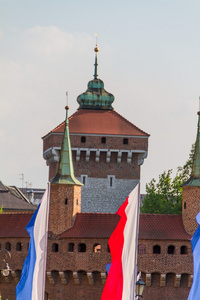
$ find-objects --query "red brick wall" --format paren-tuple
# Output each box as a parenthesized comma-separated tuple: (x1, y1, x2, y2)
(182, 186, 200, 235)
(49, 184, 81, 235)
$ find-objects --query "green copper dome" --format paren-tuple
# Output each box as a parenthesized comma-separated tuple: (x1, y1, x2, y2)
(77, 45, 114, 110)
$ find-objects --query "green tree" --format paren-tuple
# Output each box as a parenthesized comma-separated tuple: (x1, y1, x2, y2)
(141, 144, 195, 214)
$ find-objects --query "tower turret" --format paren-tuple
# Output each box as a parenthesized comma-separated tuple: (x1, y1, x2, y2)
(49, 106, 82, 236)
(182, 106, 200, 235)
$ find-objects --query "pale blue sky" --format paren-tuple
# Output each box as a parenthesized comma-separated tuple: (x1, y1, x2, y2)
(1, 0, 200, 192)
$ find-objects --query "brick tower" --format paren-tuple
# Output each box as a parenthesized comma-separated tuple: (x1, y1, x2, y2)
(43, 45, 149, 213)
(48, 106, 83, 236)
(182, 109, 200, 235)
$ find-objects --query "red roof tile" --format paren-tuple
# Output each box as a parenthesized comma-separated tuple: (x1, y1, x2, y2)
(46, 109, 149, 137)
(0, 213, 191, 241)
(0, 213, 32, 237)
(61, 213, 191, 240)
(139, 214, 191, 240)
(61, 213, 120, 238)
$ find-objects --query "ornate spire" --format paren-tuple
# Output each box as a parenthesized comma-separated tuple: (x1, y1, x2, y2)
(94, 36, 99, 79)
(51, 106, 82, 185)
(77, 37, 114, 110)
(182, 102, 200, 186)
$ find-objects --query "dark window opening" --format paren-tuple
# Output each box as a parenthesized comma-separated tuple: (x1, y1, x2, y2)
(78, 243, 86, 252)
(5, 242, 11, 251)
(76, 199, 79, 205)
(52, 243, 59, 252)
(101, 137, 106, 144)
(168, 245, 175, 255)
(110, 177, 113, 187)
(65, 198, 68, 205)
(180, 246, 187, 255)
(107, 245, 110, 252)
(123, 138, 128, 145)
(184, 202, 186, 209)
(68, 243, 74, 252)
(153, 245, 161, 254)
(81, 136, 86, 143)
(82, 176, 86, 185)
(16, 242, 22, 251)
(93, 243, 101, 253)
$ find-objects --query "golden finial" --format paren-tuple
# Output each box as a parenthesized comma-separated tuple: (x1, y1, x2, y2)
(94, 33, 99, 52)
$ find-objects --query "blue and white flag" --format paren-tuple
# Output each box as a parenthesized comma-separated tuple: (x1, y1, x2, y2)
(188, 212, 200, 300)
(16, 183, 50, 300)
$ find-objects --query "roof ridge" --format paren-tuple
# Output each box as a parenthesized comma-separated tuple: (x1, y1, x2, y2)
(141, 213, 181, 216)
(1, 212, 33, 215)
(112, 110, 150, 136)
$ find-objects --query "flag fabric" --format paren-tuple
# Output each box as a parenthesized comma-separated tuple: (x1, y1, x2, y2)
(188, 212, 200, 300)
(16, 183, 50, 300)
(101, 183, 140, 300)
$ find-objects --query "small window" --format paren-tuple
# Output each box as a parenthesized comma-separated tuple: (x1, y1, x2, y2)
(138, 244, 146, 255)
(0, 244, 1, 250)
(81, 136, 86, 143)
(101, 137, 106, 144)
(107, 245, 110, 253)
(78, 243, 86, 252)
(184, 202, 186, 209)
(52, 243, 59, 252)
(82, 176, 86, 185)
(180, 246, 187, 255)
(76, 199, 79, 205)
(65, 198, 68, 205)
(168, 245, 175, 255)
(68, 243, 74, 252)
(5, 242, 11, 251)
(153, 245, 161, 254)
(27, 243, 29, 251)
(93, 244, 101, 253)
(123, 138, 128, 145)
(16, 242, 22, 251)
(108, 176, 115, 188)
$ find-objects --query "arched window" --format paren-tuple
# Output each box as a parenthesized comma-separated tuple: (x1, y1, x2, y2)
(123, 138, 128, 145)
(78, 243, 86, 252)
(101, 137, 106, 144)
(93, 243, 101, 253)
(52, 243, 59, 252)
(180, 245, 187, 255)
(81, 136, 86, 143)
(138, 244, 146, 255)
(153, 245, 161, 254)
(168, 245, 175, 255)
(5, 242, 11, 251)
(68, 243, 74, 252)
(16, 242, 22, 251)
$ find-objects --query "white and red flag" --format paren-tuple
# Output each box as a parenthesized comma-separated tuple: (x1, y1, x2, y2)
(101, 183, 140, 300)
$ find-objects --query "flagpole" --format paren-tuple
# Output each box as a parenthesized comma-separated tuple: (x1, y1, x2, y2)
(41, 182, 50, 300)
(134, 182, 141, 296)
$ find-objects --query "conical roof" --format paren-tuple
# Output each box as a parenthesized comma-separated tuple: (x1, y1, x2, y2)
(51, 106, 83, 186)
(182, 111, 200, 186)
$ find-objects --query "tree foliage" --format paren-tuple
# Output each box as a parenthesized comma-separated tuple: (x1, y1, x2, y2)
(141, 144, 195, 215)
